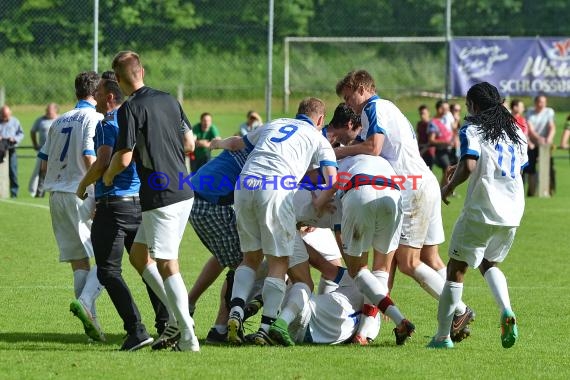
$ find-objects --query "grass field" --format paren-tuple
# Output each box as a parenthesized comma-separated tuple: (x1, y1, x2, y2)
(1, 100, 569, 379)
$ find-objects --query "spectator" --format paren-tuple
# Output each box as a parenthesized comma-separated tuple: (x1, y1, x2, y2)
(238, 110, 263, 137)
(191, 112, 221, 173)
(525, 95, 556, 196)
(428, 100, 455, 185)
(29, 103, 59, 197)
(449, 103, 462, 164)
(510, 99, 534, 150)
(416, 104, 434, 169)
(0, 105, 24, 197)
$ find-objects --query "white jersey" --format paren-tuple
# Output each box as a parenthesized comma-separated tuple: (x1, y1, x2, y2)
(360, 96, 433, 193)
(337, 154, 396, 180)
(39, 102, 102, 193)
(307, 282, 364, 344)
(526, 107, 554, 138)
(241, 115, 336, 183)
(459, 124, 528, 226)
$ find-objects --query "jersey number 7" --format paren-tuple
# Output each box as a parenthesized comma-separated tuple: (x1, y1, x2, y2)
(59, 127, 73, 162)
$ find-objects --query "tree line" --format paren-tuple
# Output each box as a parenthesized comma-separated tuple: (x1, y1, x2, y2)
(0, 0, 568, 55)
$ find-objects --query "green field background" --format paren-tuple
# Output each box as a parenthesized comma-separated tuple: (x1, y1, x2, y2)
(0, 101, 569, 379)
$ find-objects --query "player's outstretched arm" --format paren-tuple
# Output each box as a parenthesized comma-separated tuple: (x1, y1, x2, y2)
(441, 157, 475, 205)
(209, 136, 246, 151)
(103, 148, 133, 186)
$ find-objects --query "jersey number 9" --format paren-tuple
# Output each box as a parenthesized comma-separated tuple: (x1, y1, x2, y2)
(270, 125, 298, 143)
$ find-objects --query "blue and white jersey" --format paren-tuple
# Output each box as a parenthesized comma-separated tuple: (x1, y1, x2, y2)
(359, 95, 432, 193)
(459, 124, 528, 226)
(241, 114, 336, 184)
(94, 110, 140, 199)
(190, 148, 251, 204)
(39, 100, 103, 193)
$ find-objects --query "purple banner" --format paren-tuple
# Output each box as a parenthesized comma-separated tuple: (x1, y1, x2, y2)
(451, 37, 570, 97)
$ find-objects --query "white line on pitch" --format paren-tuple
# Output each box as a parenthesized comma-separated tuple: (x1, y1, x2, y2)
(0, 199, 49, 210)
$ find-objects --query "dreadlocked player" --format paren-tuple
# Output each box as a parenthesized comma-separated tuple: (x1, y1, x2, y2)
(428, 82, 527, 349)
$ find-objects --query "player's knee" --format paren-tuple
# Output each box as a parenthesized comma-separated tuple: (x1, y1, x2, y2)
(96, 266, 120, 286)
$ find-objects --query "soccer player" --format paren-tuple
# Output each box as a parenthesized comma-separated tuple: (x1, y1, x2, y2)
(186, 145, 252, 344)
(103, 51, 198, 352)
(38, 71, 105, 342)
(428, 82, 527, 349)
(328, 125, 415, 345)
(213, 98, 338, 345)
(334, 72, 474, 340)
(76, 75, 154, 351)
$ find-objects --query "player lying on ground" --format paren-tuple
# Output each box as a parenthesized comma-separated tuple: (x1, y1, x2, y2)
(428, 82, 527, 349)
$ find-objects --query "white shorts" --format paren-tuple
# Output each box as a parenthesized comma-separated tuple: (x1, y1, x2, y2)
(234, 186, 296, 257)
(448, 214, 517, 268)
(400, 173, 445, 248)
(49, 192, 94, 262)
(134, 198, 193, 260)
(289, 227, 342, 268)
(341, 186, 403, 256)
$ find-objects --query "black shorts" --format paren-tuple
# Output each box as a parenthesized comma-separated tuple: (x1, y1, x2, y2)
(434, 148, 452, 170)
(524, 147, 538, 174)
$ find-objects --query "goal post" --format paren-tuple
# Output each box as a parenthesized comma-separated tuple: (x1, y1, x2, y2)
(283, 36, 447, 113)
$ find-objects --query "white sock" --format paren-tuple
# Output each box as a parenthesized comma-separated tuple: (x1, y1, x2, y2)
(317, 276, 338, 294)
(484, 267, 511, 313)
(372, 270, 389, 294)
(260, 277, 286, 332)
(214, 324, 227, 334)
(73, 269, 89, 298)
(334, 267, 354, 288)
(230, 266, 256, 319)
(353, 269, 386, 305)
(356, 304, 380, 338)
(78, 266, 104, 312)
(435, 266, 467, 315)
(142, 263, 176, 325)
(436, 281, 463, 338)
(279, 282, 311, 324)
(414, 263, 444, 300)
(164, 273, 196, 342)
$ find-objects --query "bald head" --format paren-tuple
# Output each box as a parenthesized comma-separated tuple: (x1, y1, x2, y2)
(1, 106, 11, 122)
(112, 51, 144, 93)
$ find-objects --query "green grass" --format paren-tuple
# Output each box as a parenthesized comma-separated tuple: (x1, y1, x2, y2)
(1, 102, 569, 379)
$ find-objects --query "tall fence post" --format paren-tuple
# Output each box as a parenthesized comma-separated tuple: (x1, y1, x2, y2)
(93, 0, 99, 73)
(0, 154, 8, 198)
(265, 0, 274, 121)
(0, 86, 5, 106)
(538, 144, 551, 197)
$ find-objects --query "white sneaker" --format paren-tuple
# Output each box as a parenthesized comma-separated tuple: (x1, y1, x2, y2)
(173, 335, 200, 352)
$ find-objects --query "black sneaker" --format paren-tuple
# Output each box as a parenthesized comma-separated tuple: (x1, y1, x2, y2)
(228, 311, 245, 345)
(151, 324, 180, 350)
(205, 328, 228, 345)
(243, 296, 263, 322)
(252, 329, 275, 346)
(120, 331, 154, 351)
(393, 319, 415, 345)
(451, 307, 475, 343)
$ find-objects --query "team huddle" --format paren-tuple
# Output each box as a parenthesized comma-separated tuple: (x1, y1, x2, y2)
(39, 51, 527, 352)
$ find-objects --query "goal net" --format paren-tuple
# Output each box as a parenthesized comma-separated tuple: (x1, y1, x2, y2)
(283, 37, 447, 112)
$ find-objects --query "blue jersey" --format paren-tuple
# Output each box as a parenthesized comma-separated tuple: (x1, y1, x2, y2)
(94, 110, 140, 199)
(190, 148, 250, 204)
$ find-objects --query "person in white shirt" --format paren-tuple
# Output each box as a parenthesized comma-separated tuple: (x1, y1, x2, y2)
(524, 95, 556, 196)
(335, 71, 473, 342)
(429, 82, 527, 349)
(38, 72, 105, 342)
(210, 98, 338, 346)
